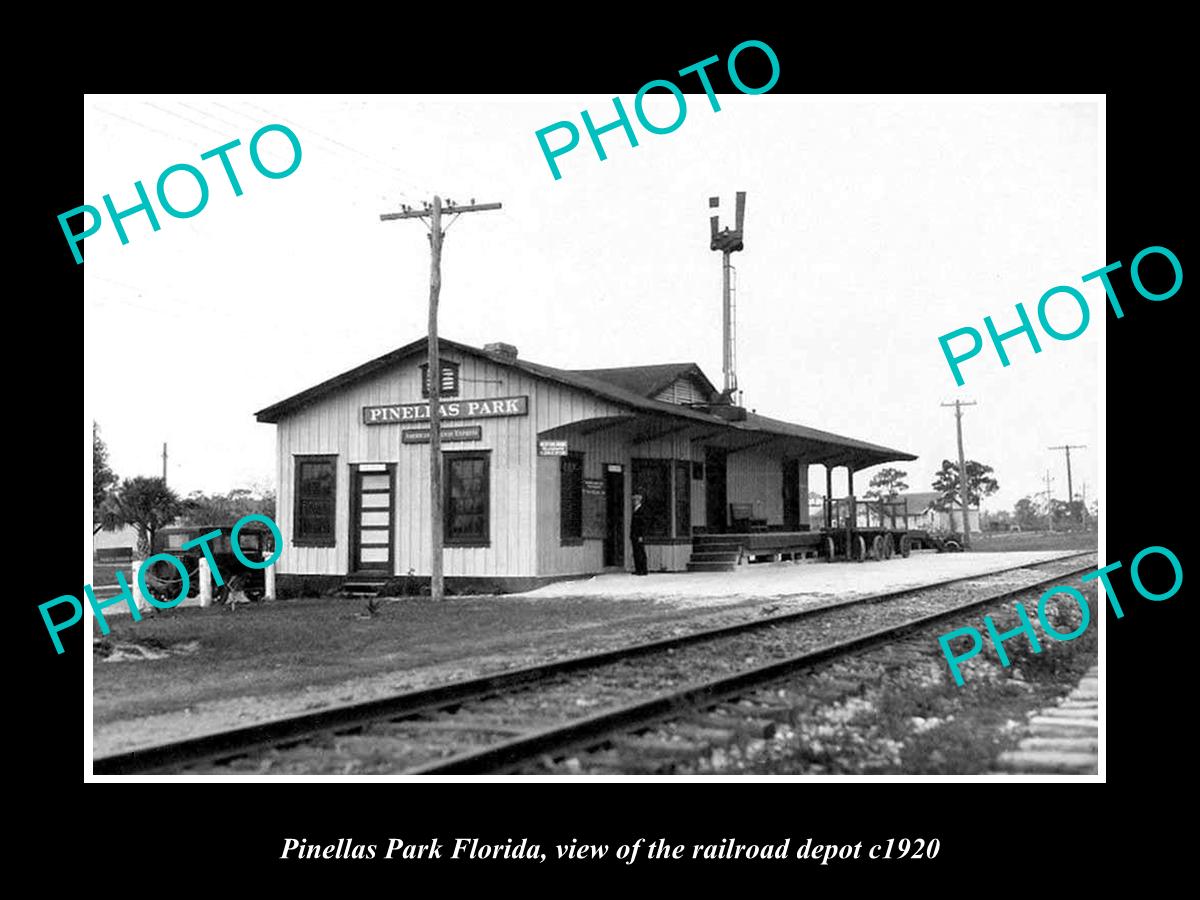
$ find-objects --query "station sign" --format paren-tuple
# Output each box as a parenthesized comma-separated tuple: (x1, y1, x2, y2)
(538, 440, 569, 456)
(364, 396, 528, 425)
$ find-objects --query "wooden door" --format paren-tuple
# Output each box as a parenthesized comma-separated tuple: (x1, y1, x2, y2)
(350, 464, 395, 574)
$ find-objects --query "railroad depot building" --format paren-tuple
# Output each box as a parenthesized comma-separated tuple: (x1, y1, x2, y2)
(256, 338, 916, 594)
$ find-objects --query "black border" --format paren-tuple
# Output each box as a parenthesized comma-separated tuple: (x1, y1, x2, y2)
(32, 20, 1191, 889)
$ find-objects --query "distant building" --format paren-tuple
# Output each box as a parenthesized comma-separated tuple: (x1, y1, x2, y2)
(93, 524, 139, 553)
(92, 523, 141, 563)
(897, 491, 980, 533)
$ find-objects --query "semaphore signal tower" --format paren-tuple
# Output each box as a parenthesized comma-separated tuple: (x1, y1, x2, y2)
(709, 191, 746, 405)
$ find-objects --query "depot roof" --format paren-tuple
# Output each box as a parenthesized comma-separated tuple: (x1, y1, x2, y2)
(255, 337, 917, 471)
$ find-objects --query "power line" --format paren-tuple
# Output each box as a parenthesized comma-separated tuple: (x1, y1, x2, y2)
(143, 101, 229, 137)
(241, 100, 429, 197)
(92, 105, 181, 141)
(177, 101, 243, 131)
(216, 98, 436, 201)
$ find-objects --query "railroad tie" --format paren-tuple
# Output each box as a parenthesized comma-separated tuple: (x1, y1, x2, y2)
(670, 723, 738, 746)
(995, 666, 1099, 775)
(692, 713, 778, 740)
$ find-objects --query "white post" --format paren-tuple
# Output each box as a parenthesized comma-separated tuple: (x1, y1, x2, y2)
(198, 555, 213, 608)
(130, 558, 149, 613)
(264, 564, 276, 601)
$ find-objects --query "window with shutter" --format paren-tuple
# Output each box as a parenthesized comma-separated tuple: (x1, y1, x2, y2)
(420, 361, 460, 398)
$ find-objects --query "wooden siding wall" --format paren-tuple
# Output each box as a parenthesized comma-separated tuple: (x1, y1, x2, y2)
(725, 446, 786, 525)
(275, 350, 540, 577)
(271, 350, 827, 581)
(533, 388, 698, 576)
(655, 376, 707, 406)
(535, 424, 626, 575)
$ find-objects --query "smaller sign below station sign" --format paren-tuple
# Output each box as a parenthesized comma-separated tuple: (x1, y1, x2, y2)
(402, 426, 483, 444)
(538, 440, 569, 456)
(582, 478, 606, 538)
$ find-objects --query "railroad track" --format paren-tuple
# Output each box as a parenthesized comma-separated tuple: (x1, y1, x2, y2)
(94, 552, 1096, 775)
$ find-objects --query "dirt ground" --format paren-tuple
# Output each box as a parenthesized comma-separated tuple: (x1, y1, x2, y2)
(92, 593, 781, 755)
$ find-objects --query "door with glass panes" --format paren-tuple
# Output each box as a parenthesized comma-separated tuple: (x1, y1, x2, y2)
(351, 464, 395, 573)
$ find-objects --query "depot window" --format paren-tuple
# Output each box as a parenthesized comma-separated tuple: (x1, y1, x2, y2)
(420, 360, 460, 398)
(631, 459, 672, 538)
(444, 451, 490, 545)
(560, 453, 584, 543)
(294, 455, 337, 547)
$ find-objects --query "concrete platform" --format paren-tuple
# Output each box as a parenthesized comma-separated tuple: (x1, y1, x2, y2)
(517, 550, 1085, 607)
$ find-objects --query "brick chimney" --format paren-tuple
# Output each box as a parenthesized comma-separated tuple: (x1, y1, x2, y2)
(483, 342, 519, 361)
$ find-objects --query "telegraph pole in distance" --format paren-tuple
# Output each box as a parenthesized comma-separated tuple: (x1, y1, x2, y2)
(380, 197, 502, 601)
(162, 442, 168, 485)
(941, 399, 977, 549)
(1048, 443, 1086, 523)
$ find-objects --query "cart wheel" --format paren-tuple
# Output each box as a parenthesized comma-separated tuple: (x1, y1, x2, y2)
(899, 534, 911, 558)
(853, 535, 867, 562)
(881, 534, 894, 560)
(944, 539, 963, 553)
(824, 536, 836, 561)
(871, 535, 883, 560)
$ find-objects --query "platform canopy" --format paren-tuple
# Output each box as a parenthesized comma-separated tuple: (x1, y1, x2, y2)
(537, 407, 916, 471)
(534, 364, 917, 471)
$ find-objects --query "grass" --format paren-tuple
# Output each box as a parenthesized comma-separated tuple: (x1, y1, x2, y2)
(92, 562, 131, 587)
(968, 531, 1097, 553)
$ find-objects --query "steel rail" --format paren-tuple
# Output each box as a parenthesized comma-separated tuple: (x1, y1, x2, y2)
(93, 551, 1094, 775)
(410, 564, 1097, 774)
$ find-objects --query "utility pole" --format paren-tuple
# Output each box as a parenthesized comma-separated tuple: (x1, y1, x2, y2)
(380, 197, 502, 601)
(940, 399, 977, 549)
(1048, 443, 1086, 524)
(162, 442, 168, 485)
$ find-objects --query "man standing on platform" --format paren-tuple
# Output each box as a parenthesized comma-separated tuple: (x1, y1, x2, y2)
(630, 491, 648, 576)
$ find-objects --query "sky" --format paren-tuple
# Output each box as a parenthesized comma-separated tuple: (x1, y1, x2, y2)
(83, 94, 1100, 513)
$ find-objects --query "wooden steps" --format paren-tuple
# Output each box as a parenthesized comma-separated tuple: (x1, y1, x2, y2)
(687, 535, 742, 572)
(339, 578, 388, 599)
